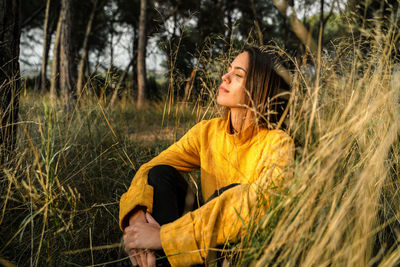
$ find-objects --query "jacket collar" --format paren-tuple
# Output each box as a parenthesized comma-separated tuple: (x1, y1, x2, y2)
(225, 111, 260, 145)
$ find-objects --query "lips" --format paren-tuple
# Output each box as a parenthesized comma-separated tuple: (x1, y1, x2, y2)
(219, 86, 229, 93)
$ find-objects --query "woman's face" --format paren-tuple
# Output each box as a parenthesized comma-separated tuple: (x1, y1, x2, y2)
(217, 52, 249, 108)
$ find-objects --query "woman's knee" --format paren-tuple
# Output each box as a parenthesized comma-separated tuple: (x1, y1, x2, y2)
(147, 165, 185, 188)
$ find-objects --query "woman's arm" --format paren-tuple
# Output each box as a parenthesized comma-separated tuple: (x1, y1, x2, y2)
(119, 121, 203, 230)
(158, 132, 294, 267)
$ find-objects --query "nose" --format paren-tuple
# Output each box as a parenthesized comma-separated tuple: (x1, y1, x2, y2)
(222, 72, 231, 83)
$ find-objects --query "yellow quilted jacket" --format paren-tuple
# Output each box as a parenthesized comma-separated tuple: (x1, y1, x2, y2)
(119, 114, 294, 267)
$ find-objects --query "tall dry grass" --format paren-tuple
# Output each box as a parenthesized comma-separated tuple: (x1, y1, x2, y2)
(232, 17, 400, 267)
(0, 91, 205, 266)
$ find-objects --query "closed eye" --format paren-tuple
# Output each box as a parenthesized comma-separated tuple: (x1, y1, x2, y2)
(227, 65, 245, 78)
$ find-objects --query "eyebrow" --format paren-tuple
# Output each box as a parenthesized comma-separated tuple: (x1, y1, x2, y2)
(230, 64, 247, 73)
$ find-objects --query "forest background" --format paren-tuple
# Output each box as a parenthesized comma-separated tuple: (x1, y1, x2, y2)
(0, 0, 400, 266)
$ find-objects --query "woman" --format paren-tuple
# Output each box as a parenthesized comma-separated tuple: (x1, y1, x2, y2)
(120, 46, 295, 267)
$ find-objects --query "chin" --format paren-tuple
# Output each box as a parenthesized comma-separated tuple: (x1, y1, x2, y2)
(216, 99, 227, 107)
(218, 102, 237, 110)
(216, 96, 228, 107)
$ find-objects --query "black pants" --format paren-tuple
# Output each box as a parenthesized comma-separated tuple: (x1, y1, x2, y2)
(147, 165, 189, 267)
(148, 165, 191, 226)
(148, 165, 239, 267)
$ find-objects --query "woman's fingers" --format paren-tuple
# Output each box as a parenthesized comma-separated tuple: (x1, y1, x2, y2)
(128, 250, 138, 266)
(124, 237, 138, 266)
(147, 251, 156, 267)
(132, 249, 156, 267)
(123, 215, 161, 266)
(124, 222, 162, 250)
(145, 212, 160, 226)
(133, 249, 145, 267)
(139, 250, 148, 267)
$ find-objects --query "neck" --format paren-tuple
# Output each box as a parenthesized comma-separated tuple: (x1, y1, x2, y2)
(229, 108, 254, 133)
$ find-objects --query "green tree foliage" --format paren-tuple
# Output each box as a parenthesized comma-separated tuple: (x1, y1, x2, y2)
(18, 0, 358, 100)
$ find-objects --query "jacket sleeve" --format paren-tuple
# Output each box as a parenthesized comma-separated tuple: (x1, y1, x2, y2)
(119, 122, 202, 229)
(160, 132, 295, 267)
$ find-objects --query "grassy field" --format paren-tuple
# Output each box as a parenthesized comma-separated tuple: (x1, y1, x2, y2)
(1, 27, 400, 266)
(0, 94, 214, 266)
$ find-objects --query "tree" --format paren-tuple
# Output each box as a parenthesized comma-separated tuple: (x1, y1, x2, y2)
(0, 0, 21, 161)
(76, 0, 98, 98)
(50, 13, 62, 101)
(40, 0, 52, 92)
(59, 0, 76, 109)
(273, 0, 317, 54)
(40, 0, 60, 92)
(137, 0, 147, 108)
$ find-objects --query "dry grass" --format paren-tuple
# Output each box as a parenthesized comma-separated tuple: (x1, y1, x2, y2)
(0, 93, 207, 266)
(232, 17, 400, 267)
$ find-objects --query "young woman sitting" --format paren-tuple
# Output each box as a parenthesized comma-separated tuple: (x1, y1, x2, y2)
(119, 46, 295, 267)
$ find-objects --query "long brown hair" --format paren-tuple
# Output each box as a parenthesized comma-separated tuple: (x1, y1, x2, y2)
(242, 46, 291, 129)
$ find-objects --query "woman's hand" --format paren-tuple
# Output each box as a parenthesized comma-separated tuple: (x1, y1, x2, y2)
(124, 208, 149, 266)
(128, 249, 156, 267)
(124, 212, 162, 250)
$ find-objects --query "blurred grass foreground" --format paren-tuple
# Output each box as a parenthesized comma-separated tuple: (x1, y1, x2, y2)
(1, 24, 400, 267)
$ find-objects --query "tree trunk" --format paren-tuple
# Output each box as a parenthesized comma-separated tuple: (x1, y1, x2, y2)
(110, 56, 135, 106)
(40, 0, 51, 92)
(223, 1, 232, 53)
(59, 0, 76, 110)
(172, 9, 177, 37)
(137, 0, 147, 108)
(319, 0, 325, 51)
(131, 31, 138, 95)
(76, 0, 98, 98)
(0, 0, 21, 161)
(109, 24, 114, 69)
(273, 0, 317, 54)
(50, 12, 62, 101)
(250, 0, 263, 45)
(85, 50, 90, 76)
